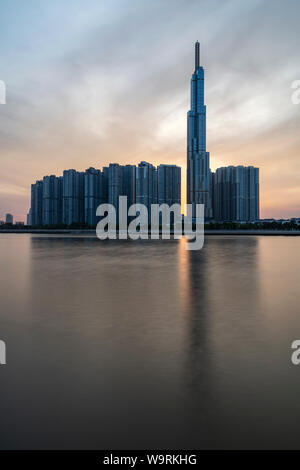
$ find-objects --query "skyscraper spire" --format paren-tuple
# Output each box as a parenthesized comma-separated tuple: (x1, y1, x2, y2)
(195, 41, 200, 70)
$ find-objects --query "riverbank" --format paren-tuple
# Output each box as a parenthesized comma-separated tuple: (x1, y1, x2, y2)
(1, 229, 300, 236)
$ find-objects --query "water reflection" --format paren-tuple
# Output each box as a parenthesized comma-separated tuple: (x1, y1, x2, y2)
(1, 235, 300, 449)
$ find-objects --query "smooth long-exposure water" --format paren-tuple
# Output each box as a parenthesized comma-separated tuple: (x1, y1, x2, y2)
(0, 234, 300, 449)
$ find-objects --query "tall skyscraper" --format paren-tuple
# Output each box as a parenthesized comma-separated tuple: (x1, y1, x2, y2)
(213, 166, 259, 222)
(187, 41, 212, 218)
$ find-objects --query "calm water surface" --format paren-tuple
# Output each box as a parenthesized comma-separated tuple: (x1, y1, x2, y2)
(0, 234, 300, 449)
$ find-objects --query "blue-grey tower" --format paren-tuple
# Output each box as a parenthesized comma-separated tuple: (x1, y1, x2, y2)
(187, 41, 212, 218)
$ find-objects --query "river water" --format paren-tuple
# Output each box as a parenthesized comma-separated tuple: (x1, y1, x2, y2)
(0, 234, 300, 449)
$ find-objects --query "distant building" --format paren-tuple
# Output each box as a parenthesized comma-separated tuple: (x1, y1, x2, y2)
(62, 170, 84, 225)
(15, 221, 24, 226)
(27, 209, 32, 226)
(5, 213, 13, 224)
(213, 166, 259, 222)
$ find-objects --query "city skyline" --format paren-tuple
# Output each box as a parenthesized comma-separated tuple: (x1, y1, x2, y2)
(0, 0, 300, 222)
(29, 162, 182, 227)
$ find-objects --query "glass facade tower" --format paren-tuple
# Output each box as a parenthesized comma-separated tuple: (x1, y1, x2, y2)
(187, 42, 212, 218)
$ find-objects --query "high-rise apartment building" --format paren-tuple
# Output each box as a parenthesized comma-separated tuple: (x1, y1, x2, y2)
(107, 163, 137, 219)
(122, 165, 136, 208)
(84, 168, 107, 226)
(42, 175, 62, 225)
(107, 164, 124, 215)
(31, 180, 43, 226)
(136, 162, 158, 214)
(157, 165, 181, 206)
(62, 170, 84, 225)
(213, 166, 259, 222)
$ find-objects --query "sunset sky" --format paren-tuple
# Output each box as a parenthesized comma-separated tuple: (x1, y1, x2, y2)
(0, 0, 299, 221)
